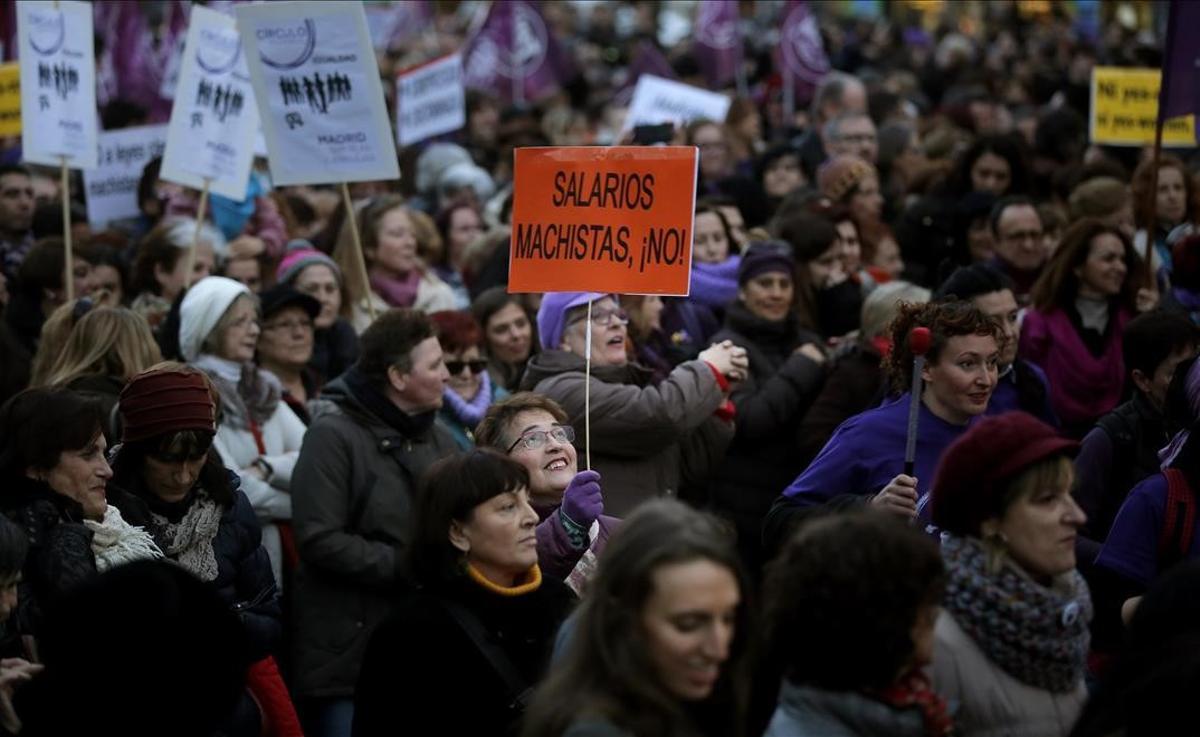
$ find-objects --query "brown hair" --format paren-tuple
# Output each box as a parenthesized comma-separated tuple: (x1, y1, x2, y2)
(1132, 154, 1198, 229)
(1029, 218, 1145, 313)
(883, 300, 1003, 392)
(475, 392, 568, 451)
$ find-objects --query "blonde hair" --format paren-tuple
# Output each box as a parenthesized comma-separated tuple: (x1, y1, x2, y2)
(408, 208, 444, 265)
(43, 307, 162, 387)
(860, 281, 930, 340)
(30, 299, 90, 386)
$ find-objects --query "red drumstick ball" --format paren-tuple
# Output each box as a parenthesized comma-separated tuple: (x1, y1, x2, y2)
(909, 326, 932, 356)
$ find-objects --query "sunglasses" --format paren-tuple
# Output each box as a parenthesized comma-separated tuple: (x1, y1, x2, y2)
(446, 359, 488, 375)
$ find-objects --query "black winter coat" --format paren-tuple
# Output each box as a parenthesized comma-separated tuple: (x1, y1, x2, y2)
(353, 572, 575, 737)
(0, 476, 98, 638)
(107, 468, 281, 660)
(709, 304, 825, 572)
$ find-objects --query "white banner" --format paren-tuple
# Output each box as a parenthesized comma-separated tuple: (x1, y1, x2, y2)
(396, 53, 465, 147)
(623, 74, 731, 132)
(17, 0, 97, 169)
(236, 1, 399, 186)
(83, 124, 168, 227)
(161, 5, 260, 201)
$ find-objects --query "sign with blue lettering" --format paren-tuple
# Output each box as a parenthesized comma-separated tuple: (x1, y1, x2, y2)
(236, 1, 399, 185)
(17, 0, 97, 169)
(161, 5, 260, 200)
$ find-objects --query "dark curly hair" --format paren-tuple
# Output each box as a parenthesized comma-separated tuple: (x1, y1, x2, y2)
(762, 510, 946, 691)
(883, 300, 1003, 392)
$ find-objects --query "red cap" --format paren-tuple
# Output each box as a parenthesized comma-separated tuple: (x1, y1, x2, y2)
(931, 412, 1078, 536)
(119, 368, 216, 444)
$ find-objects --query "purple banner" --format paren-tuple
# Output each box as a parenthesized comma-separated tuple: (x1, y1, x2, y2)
(1159, 0, 1200, 120)
(692, 0, 741, 90)
(615, 40, 675, 106)
(777, 0, 830, 105)
(462, 0, 574, 106)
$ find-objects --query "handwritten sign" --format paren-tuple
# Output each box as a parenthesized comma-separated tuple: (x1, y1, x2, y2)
(83, 124, 168, 227)
(509, 147, 699, 295)
(396, 52, 465, 147)
(623, 74, 731, 133)
(17, 0, 97, 168)
(236, 1, 399, 185)
(1091, 66, 1196, 147)
(0, 63, 20, 137)
(161, 5, 260, 200)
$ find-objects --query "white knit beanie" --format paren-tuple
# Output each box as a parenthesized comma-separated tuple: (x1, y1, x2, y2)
(178, 276, 251, 362)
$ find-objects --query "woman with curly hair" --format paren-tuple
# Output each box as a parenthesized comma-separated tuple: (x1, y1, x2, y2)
(762, 511, 950, 736)
(766, 300, 1002, 549)
(929, 411, 1090, 736)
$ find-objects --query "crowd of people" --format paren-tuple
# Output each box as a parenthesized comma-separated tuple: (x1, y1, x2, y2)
(0, 1, 1199, 736)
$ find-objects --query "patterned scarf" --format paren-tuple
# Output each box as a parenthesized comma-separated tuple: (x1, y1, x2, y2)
(149, 489, 224, 582)
(941, 535, 1091, 693)
(869, 669, 954, 737)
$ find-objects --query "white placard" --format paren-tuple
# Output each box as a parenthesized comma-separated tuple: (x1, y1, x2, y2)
(236, 2, 400, 186)
(161, 6, 260, 201)
(17, 0, 97, 169)
(83, 124, 168, 227)
(623, 74, 731, 132)
(396, 53, 465, 147)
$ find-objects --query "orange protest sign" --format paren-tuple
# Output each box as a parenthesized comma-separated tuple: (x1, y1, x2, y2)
(509, 146, 699, 295)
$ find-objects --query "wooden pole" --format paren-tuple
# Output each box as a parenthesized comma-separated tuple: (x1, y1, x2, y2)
(583, 299, 592, 471)
(184, 179, 211, 290)
(341, 182, 377, 322)
(60, 157, 72, 302)
(1144, 122, 1165, 291)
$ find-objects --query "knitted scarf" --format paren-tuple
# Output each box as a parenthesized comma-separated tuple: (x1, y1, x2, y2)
(869, 669, 954, 737)
(441, 370, 493, 429)
(84, 505, 165, 572)
(149, 489, 224, 582)
(941, 535, 1091, 693)
(194, 354, 281, 429)
(690, 256, 741, 309)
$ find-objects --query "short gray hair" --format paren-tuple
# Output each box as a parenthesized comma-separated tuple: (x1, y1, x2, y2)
(861, 281, 929, 340)
(811, 71, 864, 121)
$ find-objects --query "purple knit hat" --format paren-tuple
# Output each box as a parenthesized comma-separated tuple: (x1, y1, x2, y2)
(275, 239, 341, 286)
(537, 292, 609, 350)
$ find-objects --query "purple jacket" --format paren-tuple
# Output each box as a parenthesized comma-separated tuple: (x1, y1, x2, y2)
(534, 503, 617, 593)
(1096, 473, 1200, 587)
(1019, 306, 1130, 431)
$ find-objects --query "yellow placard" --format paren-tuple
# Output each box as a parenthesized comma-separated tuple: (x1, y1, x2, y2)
(1091, 66, 1196, 147)
(0, 64, 19, 137)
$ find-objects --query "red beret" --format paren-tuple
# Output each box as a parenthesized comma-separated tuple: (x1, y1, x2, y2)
(119, 368, 216, 444)
(931, 411, 1078, 536)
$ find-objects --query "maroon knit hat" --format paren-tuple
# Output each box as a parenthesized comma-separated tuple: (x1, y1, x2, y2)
(119, 368, 216, 444)
(931, 411, 1078, 536)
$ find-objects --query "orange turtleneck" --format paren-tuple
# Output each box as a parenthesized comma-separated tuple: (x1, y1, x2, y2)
(466, 562, 543, 596)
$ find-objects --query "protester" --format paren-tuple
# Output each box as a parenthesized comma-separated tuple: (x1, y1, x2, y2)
(1022, 218, 1156, 436)
(930, 412, 1090, 736)
(476, 392, 616, 592)
(433, 202, 485, 307)
(332, 195, 456, 332)
(0, 166, 35, 282)
(275, 239, 360, 383)
(690, 202, 742, 323)
(817, 155, 884, 228)
(709, 242, 827, 572)
(1163, 232, 1200, 323)
(522, 292, 742, 516)
(290, 308, 457, 735)
(793, 71, 868, 179)
(130, 217, 219, 330)
(5, 238, 95, 353)
(472, 286, 536, 394)
(430, 309, 505, 448)
(354, 449, 575, 737)
(522, 499, 749, 737)
(987, 196, 1047, 302)
(766, 300, 1001, 547)
(773, 212, 860, 339)
(1131, 155, 1196, 276)
(762, 511, 949, 737)
(257, 284, 323, 423)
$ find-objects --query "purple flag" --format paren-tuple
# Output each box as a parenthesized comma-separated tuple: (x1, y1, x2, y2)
(776, 0, 830, 109)
(614, 40, 675, 107)
(692, 0, 742, 90)
(462, 0, 574, 106)
(1159, 0, 1200, 120)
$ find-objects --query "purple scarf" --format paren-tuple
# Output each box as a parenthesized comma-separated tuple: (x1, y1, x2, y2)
(370, 270, 421, 308)
(442, 371, 493, 428)
(691, 255, 741, 309)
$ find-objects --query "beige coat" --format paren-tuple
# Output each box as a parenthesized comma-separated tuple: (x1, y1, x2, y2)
(932, 611, 1087, 737)
(349, 272, 458, 333)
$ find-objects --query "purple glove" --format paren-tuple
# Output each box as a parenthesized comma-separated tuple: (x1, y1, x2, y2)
(560, 470, 603, 529)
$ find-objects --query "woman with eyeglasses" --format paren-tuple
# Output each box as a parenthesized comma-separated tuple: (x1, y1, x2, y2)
(709, 242, 828, 574)
(179, 276, 308, 589)
(476, 393, 618, 592)
(522, 292, 746, 517)
(431, 310, 510, 449)
(106, 364, 288, 737)
(256, 284, 323, 424)
(332, 194, 457, 333)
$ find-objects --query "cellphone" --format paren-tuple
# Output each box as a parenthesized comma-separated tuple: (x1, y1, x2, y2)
(632, 123, 675, 146)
